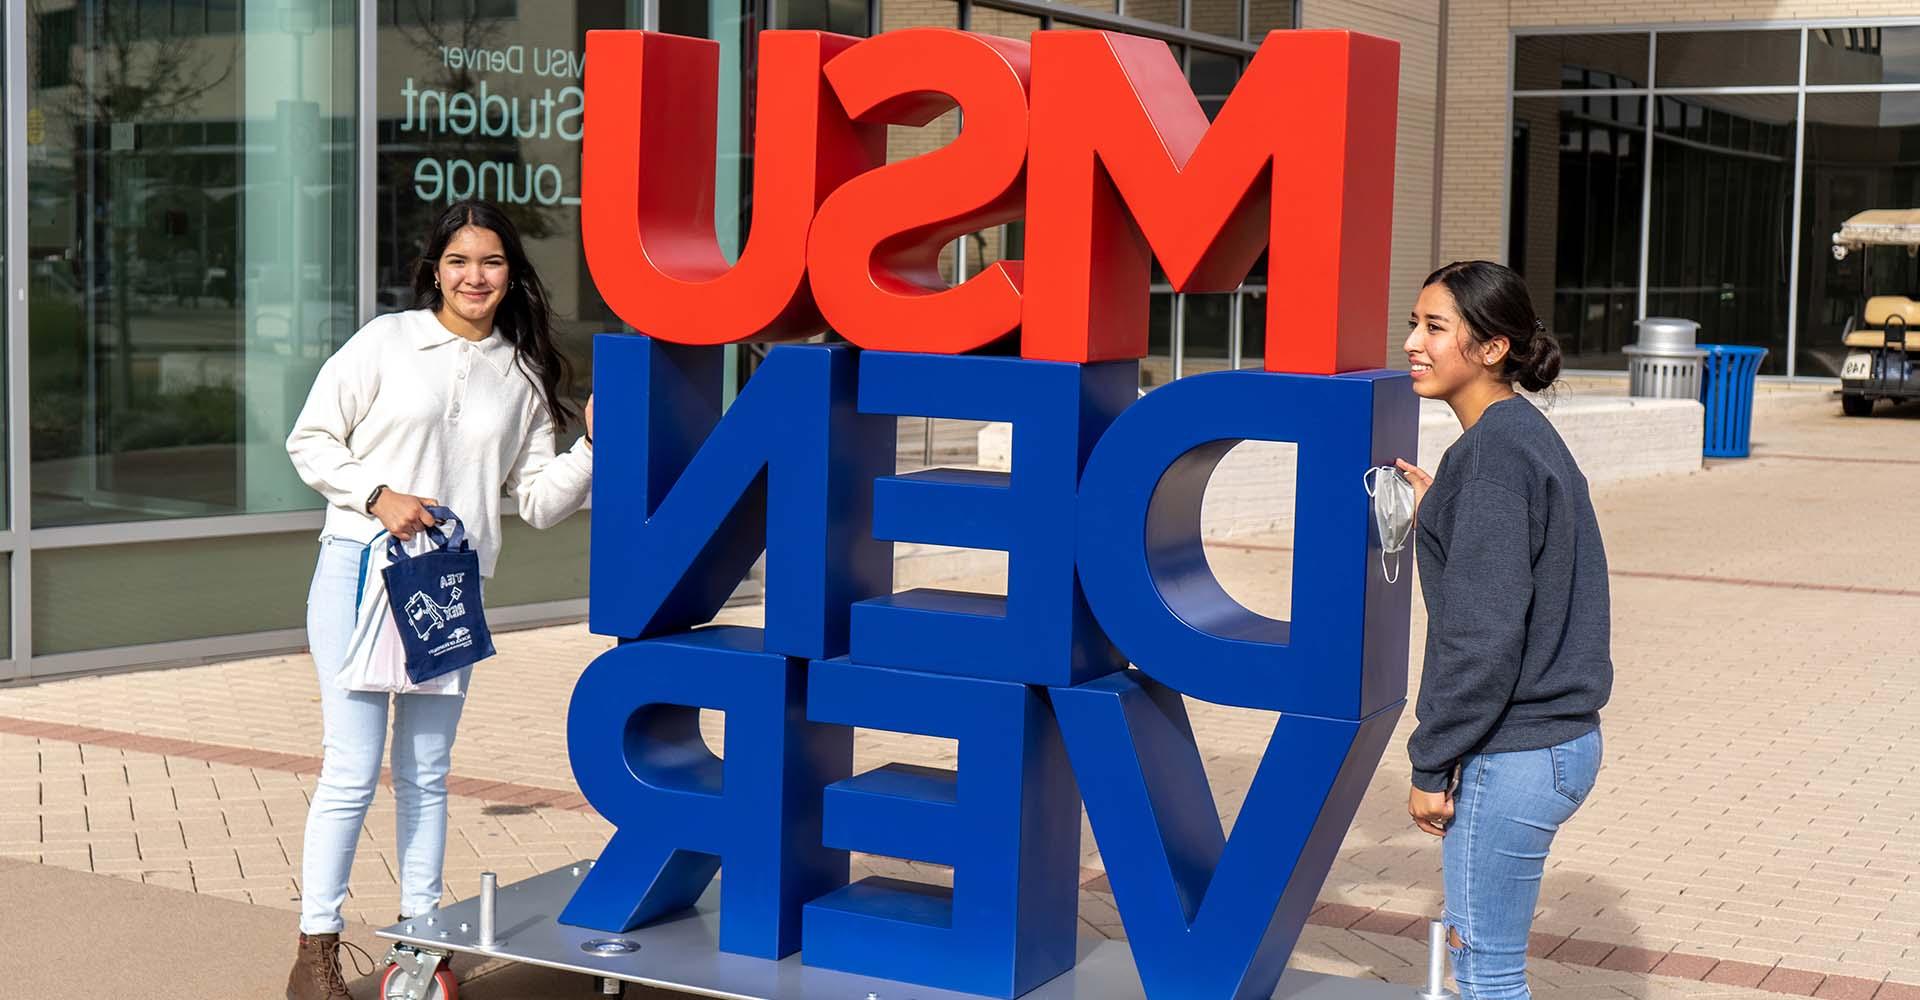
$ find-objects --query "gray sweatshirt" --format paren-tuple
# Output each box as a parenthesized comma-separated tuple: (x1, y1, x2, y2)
(1408, 396, 1613, 793)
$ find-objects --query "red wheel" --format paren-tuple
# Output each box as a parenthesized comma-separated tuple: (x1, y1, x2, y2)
(381, 959, 458, 1000)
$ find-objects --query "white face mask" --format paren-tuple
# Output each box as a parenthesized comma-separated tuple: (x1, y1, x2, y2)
(1362, 466, 1416, 584)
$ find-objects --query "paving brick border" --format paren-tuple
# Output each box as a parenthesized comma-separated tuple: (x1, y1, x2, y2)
(1607, 570, 1920, 599)
(4, 714, 1910, 999)
(0, 715, 589, 810)
(1754, 452, 1920, 468)
(1304, 901, 1905, 1000)
(1216, 541, 1920, 600)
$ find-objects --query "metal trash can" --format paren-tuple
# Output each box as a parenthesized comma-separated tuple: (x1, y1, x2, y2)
(1698, 344, 1768, 459)
(1623, 318, 1707, 399)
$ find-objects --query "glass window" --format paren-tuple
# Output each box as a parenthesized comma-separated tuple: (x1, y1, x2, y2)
(1189, 50, 1241, 121)
(0, 555, 12, 658)
(773, 0, 867, 33)
(207, 0, 238, 33)
(1125, 0, 1180, 28)
(1808, 26, 1920, 87)
(1654, 30, 1799, 88)
(0, 25, 6, 529)
(35, 7, 77, 87)
(660, 3, 715, 36)
(28, 1, 357, 527)
(1643, 92, 1789, 374)
(1241, 289, 1266, 367)
(1247, 0, 1293, 38)
(1144, 292, 1174, 389)
(1180, 293, 1237, 374)
(1189, 0, 1240, 40)
(1647, 94, 1796, 376)
(1513, 33, 1648, 91)
(1507, 95, 1646, 369)
(1797, 93, 1920, 379)
(375, 1, 637, 434)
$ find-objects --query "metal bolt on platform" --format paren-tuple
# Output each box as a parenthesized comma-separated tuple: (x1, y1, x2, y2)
(1418, 920, 1456, 1000)
(479, 871, 499, 948)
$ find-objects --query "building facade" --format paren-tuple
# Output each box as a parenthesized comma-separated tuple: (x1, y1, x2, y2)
(1441, 2, 1920, 379)
(0, 1, 1298, 680)
(0, 0, 1909, 680)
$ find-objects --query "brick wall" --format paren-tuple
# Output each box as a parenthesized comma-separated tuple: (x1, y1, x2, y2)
(1302, 0, 1444, 363)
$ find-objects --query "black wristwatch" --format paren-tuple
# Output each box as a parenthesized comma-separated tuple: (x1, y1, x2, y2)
(365, 484, 388, 515)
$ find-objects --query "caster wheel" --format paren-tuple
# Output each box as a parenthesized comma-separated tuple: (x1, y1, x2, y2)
(382, 960, 458, 1000)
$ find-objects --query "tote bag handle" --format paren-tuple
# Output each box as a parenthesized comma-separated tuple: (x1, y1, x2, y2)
(386, 505, 470, 563)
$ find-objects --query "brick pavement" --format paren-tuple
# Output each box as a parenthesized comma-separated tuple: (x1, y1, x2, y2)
(0, 391, 1915, 1000)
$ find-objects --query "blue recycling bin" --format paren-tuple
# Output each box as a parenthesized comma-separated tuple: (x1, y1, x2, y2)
(1697, 344, 1768, 458)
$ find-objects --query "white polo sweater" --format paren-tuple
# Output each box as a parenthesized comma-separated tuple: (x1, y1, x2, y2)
(286, 309, 593, 578)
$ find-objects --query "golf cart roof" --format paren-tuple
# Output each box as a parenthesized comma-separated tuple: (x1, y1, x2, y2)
(1834, 209, 1920, 250)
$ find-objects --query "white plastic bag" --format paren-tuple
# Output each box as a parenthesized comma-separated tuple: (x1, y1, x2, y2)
(335, 532, 465, 696)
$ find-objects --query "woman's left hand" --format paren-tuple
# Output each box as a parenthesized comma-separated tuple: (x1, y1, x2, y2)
(1409, 785, 1453, 837)
(1395, 459, 1434, 515)
(584, 395, 594, 441)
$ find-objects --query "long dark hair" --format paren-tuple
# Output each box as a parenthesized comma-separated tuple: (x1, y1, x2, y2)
(1422, 260, 1562, 393)
(411, 199, 576, 432)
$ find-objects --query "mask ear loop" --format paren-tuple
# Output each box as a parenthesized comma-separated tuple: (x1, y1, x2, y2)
(1362, 468, 1404, 585)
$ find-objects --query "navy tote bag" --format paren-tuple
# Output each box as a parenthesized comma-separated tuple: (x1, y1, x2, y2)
(382, 505, 496, 683)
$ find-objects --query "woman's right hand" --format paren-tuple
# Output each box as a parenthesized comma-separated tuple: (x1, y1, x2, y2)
(1394, 459, 1434, 516)
(371, 488, 441, 541)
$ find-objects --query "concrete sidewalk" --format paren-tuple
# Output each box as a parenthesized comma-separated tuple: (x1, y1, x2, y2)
(2, 387, 1916, 1000)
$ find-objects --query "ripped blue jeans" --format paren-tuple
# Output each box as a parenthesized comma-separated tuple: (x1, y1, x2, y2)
(1444, 729, 1603, 1000)
(299, 537, 468, 934)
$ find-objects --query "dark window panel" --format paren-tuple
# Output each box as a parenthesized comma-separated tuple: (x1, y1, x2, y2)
(206, 0, 238, 32)
(1188, 50, 1240, 121)
(1648, 93, 1796, 375)
(773, 0, 867, 33)
(1181, 293, 1235, 369)
(1241, 290, 1266, 366)
(1508, 95, 1646, 369)
(1654, 30, 1799, 88)
(1514, 33, 1649, 91)
(35, 8, 77, 88)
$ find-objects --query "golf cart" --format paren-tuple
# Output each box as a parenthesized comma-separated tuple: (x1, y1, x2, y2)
(1831, 209, 1920, 416)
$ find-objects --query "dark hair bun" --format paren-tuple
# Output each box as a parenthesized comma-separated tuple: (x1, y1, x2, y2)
(1515, 320, 1562, 393)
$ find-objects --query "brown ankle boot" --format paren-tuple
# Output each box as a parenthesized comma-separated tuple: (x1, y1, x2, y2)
(285, 932, 354, 1000)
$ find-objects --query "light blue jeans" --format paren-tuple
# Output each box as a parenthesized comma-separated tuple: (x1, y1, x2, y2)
(1444, 729, 1603, 1000)
(300, 537, 467, 934)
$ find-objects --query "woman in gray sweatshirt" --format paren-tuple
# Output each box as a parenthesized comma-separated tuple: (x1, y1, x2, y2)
(1395, 260, 1613, 1000)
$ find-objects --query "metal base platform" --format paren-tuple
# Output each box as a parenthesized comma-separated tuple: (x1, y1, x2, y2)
(376, 863, 1426, 1000)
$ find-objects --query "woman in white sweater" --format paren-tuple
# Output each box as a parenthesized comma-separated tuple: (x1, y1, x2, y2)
(282, 200, 594, 1000)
